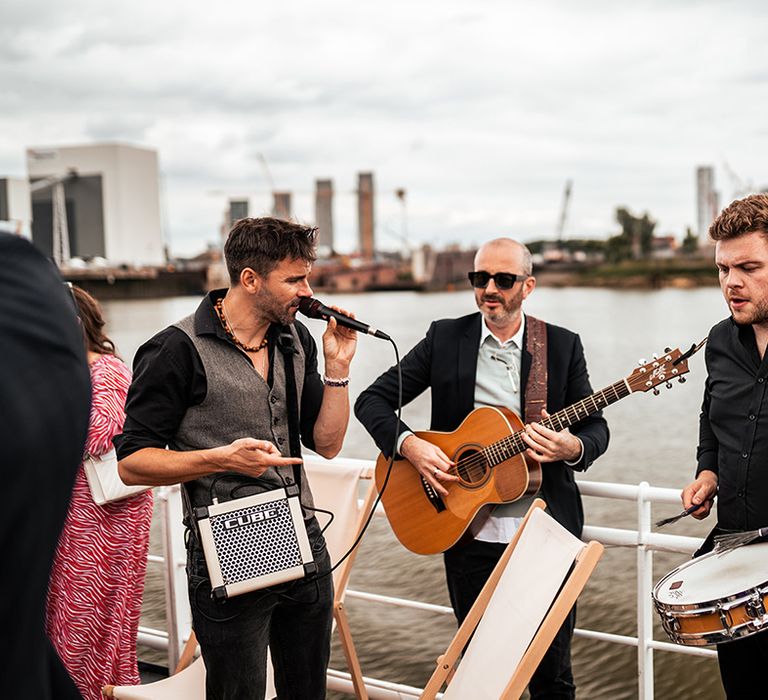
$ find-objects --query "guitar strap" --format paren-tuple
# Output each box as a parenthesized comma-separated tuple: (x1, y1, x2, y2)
(524, 315, 548, 423)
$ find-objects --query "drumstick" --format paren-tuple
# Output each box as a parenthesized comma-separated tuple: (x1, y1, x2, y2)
(714, 527, 768, 553)
(655, 504, 702, 528)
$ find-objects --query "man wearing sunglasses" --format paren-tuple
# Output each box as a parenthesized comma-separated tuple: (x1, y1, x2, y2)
(355, 237, 609, 699)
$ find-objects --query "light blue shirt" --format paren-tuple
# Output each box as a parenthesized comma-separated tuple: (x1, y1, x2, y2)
(472, 315, 531, 541)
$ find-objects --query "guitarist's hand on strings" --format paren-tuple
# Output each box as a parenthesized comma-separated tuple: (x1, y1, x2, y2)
(522, 409, 583, 464)
(400, 435, 457, 497)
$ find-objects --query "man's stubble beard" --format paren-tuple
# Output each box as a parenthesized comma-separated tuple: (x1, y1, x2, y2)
(732, 297, 768, 327)
(255, 286, 297, 326)
(478, 285, 524, 325)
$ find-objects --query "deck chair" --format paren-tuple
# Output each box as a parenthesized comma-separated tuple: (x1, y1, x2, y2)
(420, 499, 604, 700)
(103, 458, 376, 700)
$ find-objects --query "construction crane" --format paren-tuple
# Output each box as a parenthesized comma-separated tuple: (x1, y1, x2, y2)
(722, 160, 753, 200)
(29, 170, 78, 267)
(555, 179, 572, 245)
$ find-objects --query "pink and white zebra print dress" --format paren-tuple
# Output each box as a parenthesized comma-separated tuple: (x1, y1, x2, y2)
(46, 353, 153, 700)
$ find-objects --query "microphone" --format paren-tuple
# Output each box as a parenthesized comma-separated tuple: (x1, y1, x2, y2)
(297, 297, 391, 341)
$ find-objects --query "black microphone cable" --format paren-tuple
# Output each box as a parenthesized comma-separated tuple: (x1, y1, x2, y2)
(294, 335, 403, 588)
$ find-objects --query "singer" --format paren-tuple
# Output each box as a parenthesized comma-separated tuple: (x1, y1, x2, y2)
(115, 217, 358, 699)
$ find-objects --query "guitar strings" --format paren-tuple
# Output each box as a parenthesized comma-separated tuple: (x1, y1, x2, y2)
(444, 382, 629, 480)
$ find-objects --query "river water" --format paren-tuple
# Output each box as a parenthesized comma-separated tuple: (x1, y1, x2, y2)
(103, 287, 730, 699)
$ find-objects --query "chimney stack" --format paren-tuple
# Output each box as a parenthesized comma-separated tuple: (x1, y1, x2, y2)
(315, 179, 334, 253)
(272, 192, 292, 220)
(357, 172, 375, 259)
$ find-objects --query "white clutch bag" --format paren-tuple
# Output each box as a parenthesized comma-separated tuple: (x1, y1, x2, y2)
(83, 448, 149, 505)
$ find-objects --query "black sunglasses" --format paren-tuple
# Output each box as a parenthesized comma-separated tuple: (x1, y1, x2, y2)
(467, 271, 528, 290)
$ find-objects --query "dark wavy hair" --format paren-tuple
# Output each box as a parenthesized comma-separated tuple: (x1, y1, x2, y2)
(709, 194, 768, 241)
(224, 217, 317, 284)
(71, 285, 116, 355)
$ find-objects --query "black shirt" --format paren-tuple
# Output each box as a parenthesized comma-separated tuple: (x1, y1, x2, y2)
(114, 290, 324, 459)
(697, 317, 768, 531)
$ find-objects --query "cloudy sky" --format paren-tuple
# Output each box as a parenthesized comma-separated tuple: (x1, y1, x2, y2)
(2, 0, 766, 255)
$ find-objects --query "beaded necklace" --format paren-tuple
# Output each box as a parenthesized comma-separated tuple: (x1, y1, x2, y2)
(215, 298, 268, 353)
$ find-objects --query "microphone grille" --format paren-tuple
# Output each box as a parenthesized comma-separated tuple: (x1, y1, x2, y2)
(297, 297, 322, 318)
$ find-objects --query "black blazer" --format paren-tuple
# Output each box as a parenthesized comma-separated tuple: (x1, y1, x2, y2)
(354, 312, 609, 537)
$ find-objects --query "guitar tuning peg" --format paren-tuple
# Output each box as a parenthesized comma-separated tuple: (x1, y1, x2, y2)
(678, 376, 686, 384)
(666, 382, 672, 389)
(652, 387, 660, 396)
(638, 358, 646, 365)
(652, 353, 658, 360)
(664, 347, 671, 353)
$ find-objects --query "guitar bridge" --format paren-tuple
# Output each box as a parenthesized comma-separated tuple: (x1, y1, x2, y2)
(421, 475, 446, 513)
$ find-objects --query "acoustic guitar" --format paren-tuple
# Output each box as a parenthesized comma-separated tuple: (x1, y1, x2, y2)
(375, 346, 695, 555)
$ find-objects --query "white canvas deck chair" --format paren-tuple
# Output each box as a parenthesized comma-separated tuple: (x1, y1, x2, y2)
(420, 499, 604, 700)
(104, 458, 376, 700)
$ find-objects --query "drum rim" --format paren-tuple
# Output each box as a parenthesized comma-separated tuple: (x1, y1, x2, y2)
(652, 546, 768, 608)
(654, 583, 768, 614)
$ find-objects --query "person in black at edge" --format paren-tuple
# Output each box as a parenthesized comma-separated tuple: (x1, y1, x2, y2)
(681, 194, 768, 700)
(0, 233, 91, 699)
(115, 218, 357, 700)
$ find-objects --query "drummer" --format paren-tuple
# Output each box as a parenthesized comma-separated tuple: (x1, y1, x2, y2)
(681, 193, 768, 699)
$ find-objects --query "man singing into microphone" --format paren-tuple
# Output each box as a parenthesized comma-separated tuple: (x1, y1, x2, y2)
(115, 217, 357, 699)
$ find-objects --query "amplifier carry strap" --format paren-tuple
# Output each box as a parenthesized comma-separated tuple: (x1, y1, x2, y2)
(277, 328, 303, 489)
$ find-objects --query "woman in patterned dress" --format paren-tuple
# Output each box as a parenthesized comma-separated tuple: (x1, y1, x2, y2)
(46, 286, 153, 700)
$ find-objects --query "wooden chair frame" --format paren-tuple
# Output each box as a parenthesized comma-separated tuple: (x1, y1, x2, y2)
(420, 499, 604, 700)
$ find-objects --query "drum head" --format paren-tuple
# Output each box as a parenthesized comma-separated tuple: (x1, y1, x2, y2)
(655, 541, 768, 605)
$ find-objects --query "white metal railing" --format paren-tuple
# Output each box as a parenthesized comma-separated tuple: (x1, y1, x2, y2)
(139, 458, 716, 700)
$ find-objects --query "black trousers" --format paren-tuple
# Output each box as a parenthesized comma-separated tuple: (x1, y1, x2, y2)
(444, 538, 576, 700)
(717, 630, 768, 699)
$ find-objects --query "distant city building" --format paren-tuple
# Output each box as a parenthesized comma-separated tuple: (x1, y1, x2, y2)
(0, 177, 31, 237)
(228, 199, 249, 227)
(314, 179, 334, 253)
(26, 143, 164, 265)
(650, 235, 679, 259)
(696, 166, 719, 243)
(272, 192, 292, 219)
(357, 172, 375, 259)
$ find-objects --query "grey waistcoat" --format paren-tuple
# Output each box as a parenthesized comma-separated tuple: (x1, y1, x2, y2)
(172, 314, 315, 518)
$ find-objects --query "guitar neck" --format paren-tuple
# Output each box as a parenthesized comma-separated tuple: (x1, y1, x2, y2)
(492, 378, 630, 463)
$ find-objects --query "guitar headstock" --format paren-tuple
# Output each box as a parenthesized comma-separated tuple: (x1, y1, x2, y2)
(626, 347, 690, 395)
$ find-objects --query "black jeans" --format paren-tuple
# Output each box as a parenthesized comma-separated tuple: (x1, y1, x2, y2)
(187, 518, 333, 700)
(444, 538, 577, 700)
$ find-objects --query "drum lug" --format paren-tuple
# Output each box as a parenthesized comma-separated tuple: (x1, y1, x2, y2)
(661, 611, 681, 641)
(745, 591, 768, 627)
(717, 604, 734, 638)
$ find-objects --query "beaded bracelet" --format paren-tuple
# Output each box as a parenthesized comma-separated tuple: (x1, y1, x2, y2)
(322, 374, 350, 388)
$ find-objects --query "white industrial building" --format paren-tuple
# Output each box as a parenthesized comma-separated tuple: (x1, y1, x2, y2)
(26, 143, 165, 265)
(0, 177, 32, 237)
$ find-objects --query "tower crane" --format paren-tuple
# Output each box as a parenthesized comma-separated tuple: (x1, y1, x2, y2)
(555, 179, 572, 245)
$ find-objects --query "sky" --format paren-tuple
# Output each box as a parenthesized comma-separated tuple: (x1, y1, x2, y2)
(1, 0, 767, 256)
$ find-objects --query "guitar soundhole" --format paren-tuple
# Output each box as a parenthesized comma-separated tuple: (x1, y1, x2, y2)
(455, 448, 488, 485)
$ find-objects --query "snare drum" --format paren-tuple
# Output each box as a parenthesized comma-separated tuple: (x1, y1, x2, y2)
(653, 541, 768, 646)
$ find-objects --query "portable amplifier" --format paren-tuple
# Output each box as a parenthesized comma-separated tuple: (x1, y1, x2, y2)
(195, 484, 317, 601)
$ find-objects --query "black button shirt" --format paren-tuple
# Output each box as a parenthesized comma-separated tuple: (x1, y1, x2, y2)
(114, 290, 324, 460)
(697, 317, 768, 531)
